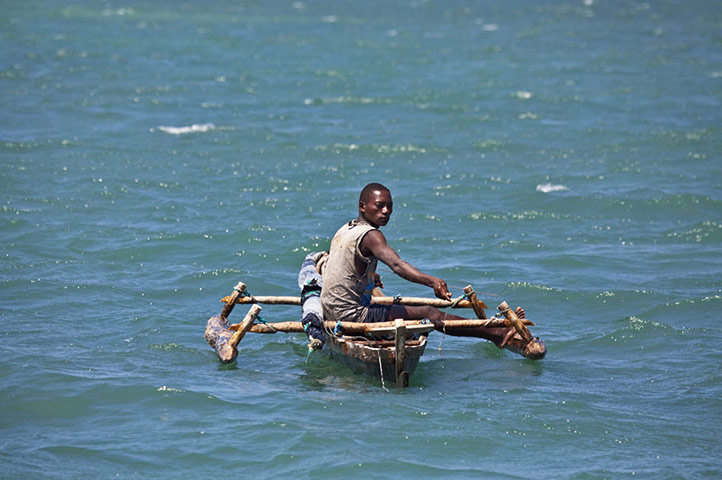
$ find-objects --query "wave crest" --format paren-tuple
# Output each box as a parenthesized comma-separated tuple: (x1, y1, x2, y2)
(157, 123, 215, 135)
(536, 183, 569, 193)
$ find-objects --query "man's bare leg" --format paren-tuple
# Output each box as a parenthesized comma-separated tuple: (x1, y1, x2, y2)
(387, 304, 526, 348)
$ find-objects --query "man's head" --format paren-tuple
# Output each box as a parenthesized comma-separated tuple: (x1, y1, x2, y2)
(359, 183, 392, 228)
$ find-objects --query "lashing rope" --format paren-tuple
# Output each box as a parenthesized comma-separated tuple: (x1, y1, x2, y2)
(449, 293, 469, 308)
(239, 288, 275, 331)
(378, 350, 388, 392)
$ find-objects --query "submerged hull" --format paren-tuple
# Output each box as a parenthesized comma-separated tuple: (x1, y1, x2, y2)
(325, 332, 428, 387)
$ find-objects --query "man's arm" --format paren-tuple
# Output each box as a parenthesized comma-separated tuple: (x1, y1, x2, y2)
(360, 229, 452, 300)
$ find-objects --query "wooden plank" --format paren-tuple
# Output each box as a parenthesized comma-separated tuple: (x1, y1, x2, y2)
(394, 319, 408, 388)
(366, 323, 435, 336)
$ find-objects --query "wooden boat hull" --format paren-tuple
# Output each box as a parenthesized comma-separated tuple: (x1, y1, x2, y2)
(325, 333, 428, 387)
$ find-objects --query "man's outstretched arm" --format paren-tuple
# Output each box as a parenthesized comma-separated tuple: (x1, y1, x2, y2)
(360, 229, 452, 300)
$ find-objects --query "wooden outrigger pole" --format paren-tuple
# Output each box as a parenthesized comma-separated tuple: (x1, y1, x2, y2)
(226, 316, 534, 334)
(219, 292, 493, 310)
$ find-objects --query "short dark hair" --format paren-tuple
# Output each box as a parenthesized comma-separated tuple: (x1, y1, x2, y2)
(359, 183, 390, 204)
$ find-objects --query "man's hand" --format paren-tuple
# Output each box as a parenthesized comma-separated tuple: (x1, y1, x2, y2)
(373, 273, 384, 289)
(430, 277, 452, 301)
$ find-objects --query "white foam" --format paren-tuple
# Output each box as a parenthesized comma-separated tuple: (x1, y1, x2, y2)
(157, 123, 215, 135)
(536, 183, 569, 193)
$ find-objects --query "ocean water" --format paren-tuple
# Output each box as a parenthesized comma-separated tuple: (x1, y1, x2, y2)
(2, 1, 721, 478)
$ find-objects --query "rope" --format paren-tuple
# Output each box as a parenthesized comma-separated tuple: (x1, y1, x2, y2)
(449, 293, 468, 308)
(437, 319, 447, 353)
(255, 315, 276, 332)
(237, 287, 277, 331)
(377, 349, 389, 392)
(238, 288, 276, 331)
(239, 289, 257, 304)
(318, 313, 397, 391)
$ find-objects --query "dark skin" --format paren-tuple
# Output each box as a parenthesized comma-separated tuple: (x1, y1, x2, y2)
(357, 188, 524, 347)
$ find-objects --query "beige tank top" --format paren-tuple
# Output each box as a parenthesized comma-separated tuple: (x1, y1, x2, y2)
(320, 219, 378, 322)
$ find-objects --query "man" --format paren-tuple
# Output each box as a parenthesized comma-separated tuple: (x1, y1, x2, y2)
(320, 183, 543, 355)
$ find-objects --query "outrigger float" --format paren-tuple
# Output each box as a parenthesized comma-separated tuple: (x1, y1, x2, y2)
(204, 256, 546, 388)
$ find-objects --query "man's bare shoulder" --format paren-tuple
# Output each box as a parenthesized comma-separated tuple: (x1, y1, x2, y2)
(361, 228, 399, 261)
(361, 228, 387, 247)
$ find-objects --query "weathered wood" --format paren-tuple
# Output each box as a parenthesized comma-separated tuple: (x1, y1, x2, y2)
(504, 335, 547, 360)
(204, 315, 235, 362)
(229, 304, 262, 350)
(394, 319, 408, 388)
(325, 331, 428, 386)
(227, 318, 532, 334)
(203, 304, 262, 364)
(366, 323, 436, 336)
(221, 294, 486, 309)
(239, 321, 305, 333)
(498, 301, 533, 343)
(369, 296, 478, 308)
(438, 318, 535, 328)
(463, 285, 488, 319)
(220, 282, 246, 320)
(222, 295, 301, 305)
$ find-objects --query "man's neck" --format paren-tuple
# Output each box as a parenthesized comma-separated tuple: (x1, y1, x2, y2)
(357, 214, 379, 229)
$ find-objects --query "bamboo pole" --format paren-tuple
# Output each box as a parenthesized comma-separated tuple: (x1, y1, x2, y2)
(228, 317, 534, 334)
(220, 294, 486, 309)
(370, 296, 479, 309)
(221, 295, 301, 305)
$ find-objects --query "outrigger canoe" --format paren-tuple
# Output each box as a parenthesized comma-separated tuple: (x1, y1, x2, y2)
(204, 283, 546, 388)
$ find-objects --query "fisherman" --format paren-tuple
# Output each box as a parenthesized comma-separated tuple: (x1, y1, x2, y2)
(318, 182, 544, 357)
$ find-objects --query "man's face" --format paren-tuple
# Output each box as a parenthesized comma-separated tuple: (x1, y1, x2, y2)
(360, 189, 393, 228)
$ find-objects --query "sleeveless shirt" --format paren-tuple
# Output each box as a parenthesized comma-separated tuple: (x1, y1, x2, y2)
(320, 219, 378, 322)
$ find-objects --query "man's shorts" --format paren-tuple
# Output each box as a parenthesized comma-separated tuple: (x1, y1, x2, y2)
(363, 304, 391, 323)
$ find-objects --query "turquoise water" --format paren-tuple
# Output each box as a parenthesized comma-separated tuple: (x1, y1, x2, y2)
(2, 1, 721, 478)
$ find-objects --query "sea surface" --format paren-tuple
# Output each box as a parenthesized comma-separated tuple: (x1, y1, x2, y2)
(2, 1, 721, 478)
